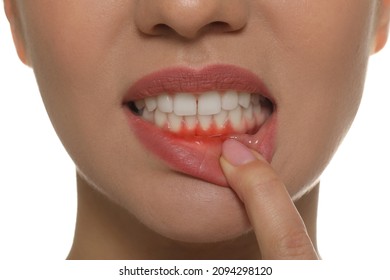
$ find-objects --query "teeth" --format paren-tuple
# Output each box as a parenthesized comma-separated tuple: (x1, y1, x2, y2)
(154, 109, 167, 128)
(168, 113, 182, 132)
(142, 108, 154, 122)
(145, 97, 157, 112)
(229, 106, 243, 132)
(253, 105, 262, 126)
(243, 104, 256, 130)
(174, 93, 197, 116)
(157, 94, 173, 113)
(251, 94, 260, 105)
(198, 91, 221, 116)
(243, 104, 253, 119)
(214, 109, 229, 129)
(238, 92, 251, 109)
(222, 91, 238, 111)
(135, 99, 145, 110)
(198, 115, 212, 131)
(184, 116, 197, 131)
(131, 91, 271, 135)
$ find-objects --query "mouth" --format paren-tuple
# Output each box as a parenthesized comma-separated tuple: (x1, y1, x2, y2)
(122, 65, 277, 187)
(127, 91, 273, 137)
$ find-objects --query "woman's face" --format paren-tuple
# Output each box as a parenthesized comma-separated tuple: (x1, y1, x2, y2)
(8, 0, 384, 242)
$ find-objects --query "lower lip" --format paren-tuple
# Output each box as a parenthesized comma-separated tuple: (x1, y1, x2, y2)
(123, 108, 277, 187)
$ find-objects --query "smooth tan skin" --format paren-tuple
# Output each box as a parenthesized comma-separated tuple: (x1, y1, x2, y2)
(5, 0, 390, 259)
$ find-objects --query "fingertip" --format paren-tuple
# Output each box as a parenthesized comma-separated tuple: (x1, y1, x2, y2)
(221, 139, 256, 166)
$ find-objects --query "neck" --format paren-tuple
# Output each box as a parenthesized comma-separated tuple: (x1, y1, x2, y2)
(67, 174, 319, 260)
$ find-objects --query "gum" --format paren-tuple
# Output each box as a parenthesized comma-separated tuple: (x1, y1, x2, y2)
(162, 120, 258, 138)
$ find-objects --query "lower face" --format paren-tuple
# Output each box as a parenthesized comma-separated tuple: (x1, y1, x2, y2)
(17, 1, 376, 242)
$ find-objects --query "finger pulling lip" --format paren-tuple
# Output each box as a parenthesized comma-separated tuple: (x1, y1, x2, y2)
(122, 64, 277, 187)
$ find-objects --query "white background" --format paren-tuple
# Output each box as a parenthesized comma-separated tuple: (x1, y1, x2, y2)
(1, 9, 389, 264)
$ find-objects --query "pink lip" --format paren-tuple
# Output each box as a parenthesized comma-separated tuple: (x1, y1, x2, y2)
(122, 64, 277, 187)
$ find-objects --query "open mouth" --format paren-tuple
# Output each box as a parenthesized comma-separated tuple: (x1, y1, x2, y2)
(122, 65, 277, 187)
(127, 91, 274, 137)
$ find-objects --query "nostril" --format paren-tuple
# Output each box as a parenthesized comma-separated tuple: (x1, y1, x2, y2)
(151, 21, 237, 39)
(206, 21, 234, 33)
(152, 23, 174, 36)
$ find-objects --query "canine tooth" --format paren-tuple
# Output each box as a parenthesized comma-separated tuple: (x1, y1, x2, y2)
(157, 94, 173, 113)
(142, 108, 154, 122)
(145, 97, 157, 112)
(228, 106, 243, 131)
(168, 113, 182, 132)
(174, 93, 197, 116)
(198, 115, 212, 131)
(135, 99, 145, 110)
(222, 91, 238, 110)
(238, 92, 251, 109)
(184, 116, 197, 130)
(214, 109, 229, 129)
(198, 91, 221, 116)
(154, 109, 167, 128)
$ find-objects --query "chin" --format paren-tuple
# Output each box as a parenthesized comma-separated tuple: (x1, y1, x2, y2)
(147, 212, 253, 244)
(119, 172, 254, 244)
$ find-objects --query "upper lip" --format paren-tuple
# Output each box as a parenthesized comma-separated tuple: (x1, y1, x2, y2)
(123, 64, 274, 104)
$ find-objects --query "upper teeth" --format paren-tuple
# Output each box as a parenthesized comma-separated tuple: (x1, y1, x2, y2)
(136, 91, 255, 117)
(132, 91, 269, 135)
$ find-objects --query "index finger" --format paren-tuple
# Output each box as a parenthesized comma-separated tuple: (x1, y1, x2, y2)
(220, 139, 318, 260)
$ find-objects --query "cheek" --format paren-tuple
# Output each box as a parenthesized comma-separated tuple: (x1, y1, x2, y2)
(268, 2, 375, 198)
(19, 2, 134, 164)
(275, 85, 364, 200)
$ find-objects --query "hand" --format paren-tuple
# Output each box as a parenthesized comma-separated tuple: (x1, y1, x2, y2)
(220, 139, 319, 260)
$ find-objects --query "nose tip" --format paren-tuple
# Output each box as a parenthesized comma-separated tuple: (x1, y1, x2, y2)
(134, 0, 249, 40)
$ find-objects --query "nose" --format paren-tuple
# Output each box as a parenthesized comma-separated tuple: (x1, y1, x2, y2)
(134, 0, 249, 39)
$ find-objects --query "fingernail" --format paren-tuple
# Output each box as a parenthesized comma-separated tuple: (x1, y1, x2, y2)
(222, 139, 256, 166)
